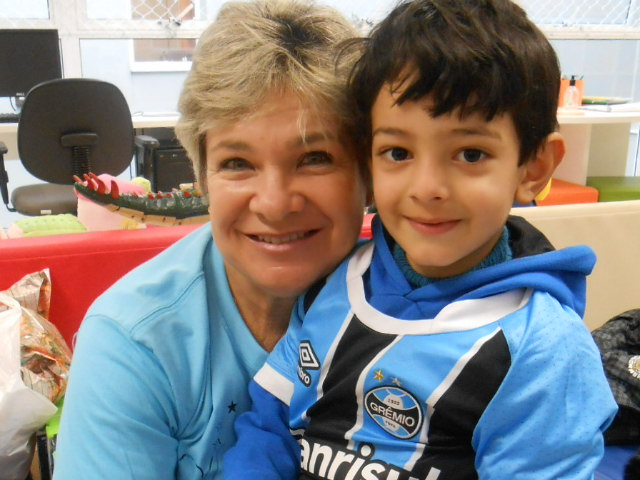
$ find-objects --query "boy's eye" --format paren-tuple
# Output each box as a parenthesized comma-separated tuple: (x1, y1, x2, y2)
(383, 147, 411, 162)
(457, 149, 486, 164)
(220, 157, 252, 171)
(300, 151, 333, 166)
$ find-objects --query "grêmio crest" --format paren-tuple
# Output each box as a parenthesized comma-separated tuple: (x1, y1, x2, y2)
(365, 386, 423, 439)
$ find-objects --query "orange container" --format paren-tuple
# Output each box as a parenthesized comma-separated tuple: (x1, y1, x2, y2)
(537, 178, 598, 206)
(558, 77, 584, 107)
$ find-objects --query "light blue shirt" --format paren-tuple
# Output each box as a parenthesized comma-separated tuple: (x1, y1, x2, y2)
(54, 224, 268, 479)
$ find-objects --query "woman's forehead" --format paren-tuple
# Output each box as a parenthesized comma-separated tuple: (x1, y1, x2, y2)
(206, 100, 344, 140)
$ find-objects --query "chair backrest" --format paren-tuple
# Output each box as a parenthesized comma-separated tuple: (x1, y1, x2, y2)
(512, 200, 640, 331)
(17, 78, 134, 184)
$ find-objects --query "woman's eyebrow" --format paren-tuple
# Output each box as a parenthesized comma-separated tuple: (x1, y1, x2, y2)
(208, 139, 252, 153)
(289, 131, 337, 148)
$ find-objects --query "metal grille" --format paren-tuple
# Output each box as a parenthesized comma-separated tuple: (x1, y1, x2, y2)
(518, 0, 638, 26)
(322, 0, 393, 32)
(517, 0, 640, 38)
(130, 0, 196, 21)
(315, 0, 640, 37)
(330, 0, 640, 37)
(1, 1, 640, 38)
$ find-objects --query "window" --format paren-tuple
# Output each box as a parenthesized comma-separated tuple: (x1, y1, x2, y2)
(2, 0, 640, 113)
(518, 0, 640, 39)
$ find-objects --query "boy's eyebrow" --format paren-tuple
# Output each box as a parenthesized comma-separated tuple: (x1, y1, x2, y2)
(372, 127, 409, 137)
(451, 126, 502, 140)
(371, 126, 502, 140)
(373, 125, 502, 140)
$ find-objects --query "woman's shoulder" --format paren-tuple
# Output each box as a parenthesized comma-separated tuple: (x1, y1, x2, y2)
(87, 224, 216, 335)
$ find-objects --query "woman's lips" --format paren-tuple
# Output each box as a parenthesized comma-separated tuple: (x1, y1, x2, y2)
(247, 229, 319, 248)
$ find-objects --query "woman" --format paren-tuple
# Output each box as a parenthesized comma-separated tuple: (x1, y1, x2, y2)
(53, 1, 367, 478)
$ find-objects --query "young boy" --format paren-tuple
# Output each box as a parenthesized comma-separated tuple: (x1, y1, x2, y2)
(224, 1, 617, 478)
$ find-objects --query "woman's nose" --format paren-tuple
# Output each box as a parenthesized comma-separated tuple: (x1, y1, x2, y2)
(249, 172, 304, 221)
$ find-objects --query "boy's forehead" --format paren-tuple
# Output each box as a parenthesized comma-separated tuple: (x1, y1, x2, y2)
(387, 69, 420, 95)
(372, 85, 519, 143)
(376, 81, 514, 126)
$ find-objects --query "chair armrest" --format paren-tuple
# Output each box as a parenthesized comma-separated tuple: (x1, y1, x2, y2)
(134, 134, 161, 148)
(134, 135, 162, 182)
(0, 140, 15, 211)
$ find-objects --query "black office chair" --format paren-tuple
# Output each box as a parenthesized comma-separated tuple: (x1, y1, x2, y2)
(0, 78, 135, 216)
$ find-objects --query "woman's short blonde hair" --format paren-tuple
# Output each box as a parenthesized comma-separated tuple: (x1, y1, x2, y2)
(175, 0, 360, 190)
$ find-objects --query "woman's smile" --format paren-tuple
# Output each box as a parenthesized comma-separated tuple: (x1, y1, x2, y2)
(249, 230, 317, 245)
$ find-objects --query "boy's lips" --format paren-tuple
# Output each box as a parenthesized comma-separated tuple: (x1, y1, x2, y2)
(408, 217, 459, 235)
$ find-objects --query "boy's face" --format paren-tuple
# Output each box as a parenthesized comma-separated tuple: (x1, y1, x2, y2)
(371, 86, 531, 279)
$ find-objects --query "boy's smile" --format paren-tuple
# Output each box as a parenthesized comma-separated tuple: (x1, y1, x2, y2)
(370, 86, 532, 279)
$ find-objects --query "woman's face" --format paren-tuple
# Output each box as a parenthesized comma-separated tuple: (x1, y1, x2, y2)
(205, 93, 366, 303)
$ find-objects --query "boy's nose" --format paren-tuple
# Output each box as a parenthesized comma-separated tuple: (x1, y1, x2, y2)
(409, 159, 449, 202)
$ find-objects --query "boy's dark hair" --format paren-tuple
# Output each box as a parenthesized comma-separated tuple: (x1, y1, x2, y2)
(348, 0, 561, 165)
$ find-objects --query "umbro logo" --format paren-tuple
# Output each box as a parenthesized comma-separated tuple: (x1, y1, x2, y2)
(298, 340, 320, 387)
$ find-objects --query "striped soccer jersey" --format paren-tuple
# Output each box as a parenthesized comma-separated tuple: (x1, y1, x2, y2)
(241, 217, 617, 480)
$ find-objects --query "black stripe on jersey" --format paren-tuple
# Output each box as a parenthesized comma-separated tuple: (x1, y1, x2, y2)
(303, 277, 328, 314)
(303, 314, 397, 449)
(410, 329, 511, 479)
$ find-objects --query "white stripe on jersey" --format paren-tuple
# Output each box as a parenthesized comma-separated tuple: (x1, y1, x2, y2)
(254, 363, 294, 406)
(347, 243, 532, 335)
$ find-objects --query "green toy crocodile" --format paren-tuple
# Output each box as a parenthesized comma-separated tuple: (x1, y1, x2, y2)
(74, 173, 209, 226)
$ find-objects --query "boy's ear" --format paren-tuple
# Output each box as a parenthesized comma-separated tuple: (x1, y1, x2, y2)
(515, 132, 565, 204)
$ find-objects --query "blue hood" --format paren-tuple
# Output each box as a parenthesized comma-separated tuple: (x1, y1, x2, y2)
(367, 215, 596, 320)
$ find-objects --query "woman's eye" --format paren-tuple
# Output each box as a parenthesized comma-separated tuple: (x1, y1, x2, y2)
(220, 158, 252, 171)
(300, 151, 332, 166)
(457, 149, 486, 164)
(382, 147, 411, 162)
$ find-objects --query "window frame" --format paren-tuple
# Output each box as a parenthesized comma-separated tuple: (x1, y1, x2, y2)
(2, 0, 640, 77)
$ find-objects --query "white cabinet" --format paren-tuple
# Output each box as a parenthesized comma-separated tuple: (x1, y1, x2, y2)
(556, 111, 640, 184)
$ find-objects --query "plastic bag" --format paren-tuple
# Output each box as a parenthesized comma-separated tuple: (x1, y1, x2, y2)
(0, 271, 71, 480)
